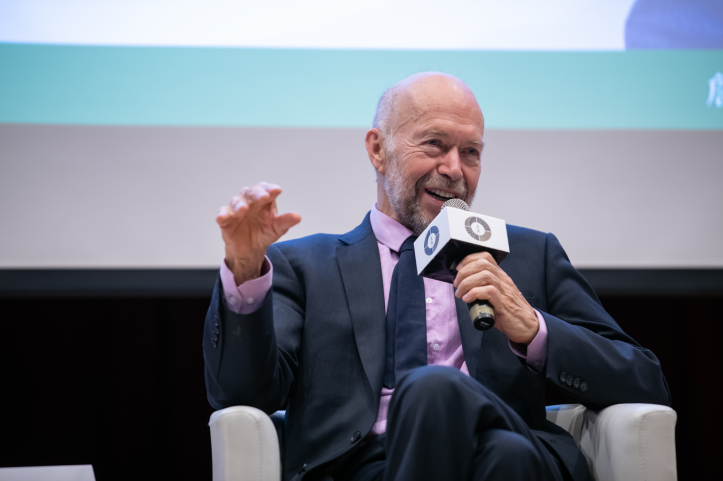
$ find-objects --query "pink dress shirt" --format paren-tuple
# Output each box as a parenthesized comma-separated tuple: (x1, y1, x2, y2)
(219, 204, 548, 434)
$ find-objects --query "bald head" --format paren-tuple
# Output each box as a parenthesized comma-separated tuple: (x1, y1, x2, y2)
(373, 72, 484, 144)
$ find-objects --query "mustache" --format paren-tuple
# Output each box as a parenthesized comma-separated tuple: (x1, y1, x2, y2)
(417, 172, 468, 199)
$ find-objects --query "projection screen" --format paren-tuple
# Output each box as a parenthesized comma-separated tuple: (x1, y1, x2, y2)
(1, 0, 722, 271)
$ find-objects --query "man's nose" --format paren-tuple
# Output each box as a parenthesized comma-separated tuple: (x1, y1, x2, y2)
(437, 148, 463, 181)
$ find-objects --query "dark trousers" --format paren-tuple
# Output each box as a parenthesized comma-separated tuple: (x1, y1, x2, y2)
(331, 366, 565, 481)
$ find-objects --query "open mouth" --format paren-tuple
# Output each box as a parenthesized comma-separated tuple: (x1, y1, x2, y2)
(426, 189, 457, 202)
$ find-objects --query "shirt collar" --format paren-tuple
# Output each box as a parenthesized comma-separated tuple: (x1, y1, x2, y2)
(370, 203, 413, 253)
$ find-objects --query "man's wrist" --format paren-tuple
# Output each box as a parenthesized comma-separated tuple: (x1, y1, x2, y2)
(508, 309, 548, 371)
(220, 256, 273, 314)
(524, 310, 540, 345)
(225, 250, 266, 285)
(512, 308, 540, 346)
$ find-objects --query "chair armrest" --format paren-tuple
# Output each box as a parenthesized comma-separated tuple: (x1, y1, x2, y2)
(546, 404, 677, 481)
(209, 406, 281, 481)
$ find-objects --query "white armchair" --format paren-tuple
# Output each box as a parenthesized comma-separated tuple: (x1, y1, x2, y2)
(209, 403, 677, 481)
(545, 404, 677, 481)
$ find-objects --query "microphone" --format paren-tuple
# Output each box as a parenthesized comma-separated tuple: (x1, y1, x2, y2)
(413, 199, 510, 331)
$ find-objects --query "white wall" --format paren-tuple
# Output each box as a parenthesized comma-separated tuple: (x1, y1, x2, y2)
(1, 124, 721, 268)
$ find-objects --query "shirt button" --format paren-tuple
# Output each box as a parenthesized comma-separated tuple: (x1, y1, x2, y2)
(426, 298, 433, 304)
(433, 343, 440, 351)
(246, 297, 254, 304)
(229, 296, 237, 304)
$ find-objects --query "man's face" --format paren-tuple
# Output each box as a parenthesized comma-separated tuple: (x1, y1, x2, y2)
(382, 84, 484, 235)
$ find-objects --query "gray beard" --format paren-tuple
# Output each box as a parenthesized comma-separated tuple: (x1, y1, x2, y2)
(384, 153, 473, 235)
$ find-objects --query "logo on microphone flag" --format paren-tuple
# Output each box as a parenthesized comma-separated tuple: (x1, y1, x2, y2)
(465, 217, 491, 241)
(424, 226, 440, 255)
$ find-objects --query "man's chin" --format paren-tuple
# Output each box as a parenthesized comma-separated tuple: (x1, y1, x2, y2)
(403, 205, 434, 236)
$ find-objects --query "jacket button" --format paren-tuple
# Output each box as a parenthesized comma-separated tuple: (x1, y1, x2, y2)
(559, 372, 567, 383)
(212, 341, 218, 348)
(573, 378, 581, 389)
(298, 463, 307, 474)
(565, 375, 573, 386)
(351, 431, 361, 443)
(580, 382, 588, 392)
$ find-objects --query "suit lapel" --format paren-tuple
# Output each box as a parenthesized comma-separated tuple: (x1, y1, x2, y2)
(337, 213, 490, 394)
(456, 297, 484, 380)
(337, 214, 387, 398)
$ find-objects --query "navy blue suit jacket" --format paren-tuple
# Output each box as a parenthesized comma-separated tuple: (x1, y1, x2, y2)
(203, 213, 670, 481)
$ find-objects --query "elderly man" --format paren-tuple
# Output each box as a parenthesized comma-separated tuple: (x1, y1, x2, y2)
(203, 73, 670, 481)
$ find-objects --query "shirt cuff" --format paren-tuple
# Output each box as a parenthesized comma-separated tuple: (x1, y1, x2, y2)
(508, 309, 547, 373)
(220, 256, 273, 314)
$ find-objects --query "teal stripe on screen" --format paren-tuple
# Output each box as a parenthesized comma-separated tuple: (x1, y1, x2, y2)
(1, 43, 722, 129)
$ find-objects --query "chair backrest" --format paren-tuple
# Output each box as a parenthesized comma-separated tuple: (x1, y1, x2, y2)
(209, 406, 282, 481)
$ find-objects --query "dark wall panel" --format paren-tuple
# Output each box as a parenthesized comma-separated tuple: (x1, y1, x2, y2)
(599, 296, 722, 481)
(0, 297, 215, 480)
(0, 295, 719, 480)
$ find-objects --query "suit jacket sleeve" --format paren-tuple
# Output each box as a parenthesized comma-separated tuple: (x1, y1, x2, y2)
(540, 233, 671, 409)
(203, 244, 303, 414)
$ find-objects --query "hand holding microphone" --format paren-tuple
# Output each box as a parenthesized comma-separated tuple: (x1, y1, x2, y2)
(414, 199, 538, 342)
(413, 198, 507, 330)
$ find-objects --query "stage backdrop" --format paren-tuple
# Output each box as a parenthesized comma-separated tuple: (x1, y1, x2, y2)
(1, 0, 722, 269)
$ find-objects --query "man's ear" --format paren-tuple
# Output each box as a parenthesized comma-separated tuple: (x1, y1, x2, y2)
(365, 129, 387, 175)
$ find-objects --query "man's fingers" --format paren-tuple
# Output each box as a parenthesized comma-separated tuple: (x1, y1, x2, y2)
(457, 256, 497, 277)
(252, 183, 282, 200)
(242, 185, 268, 203)
(239, 184, 281, 215)
(222, 184, 299, 235)
(258, 182, 283, 208)
(216, 205, 232, 226)
(228, 195, 251, 216)
(236, 183, 282, 206)
(456, 251, 498, 271)
(460, 285, 498, 305)
(273, 212, 302, 236)
(218, 202, 250, 227)
(259, 182, 282, 195)
(453, 257, 498, 289)
(454, 270, 500, 298)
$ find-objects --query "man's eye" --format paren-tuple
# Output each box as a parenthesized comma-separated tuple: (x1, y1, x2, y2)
(427, 140, 439, 146)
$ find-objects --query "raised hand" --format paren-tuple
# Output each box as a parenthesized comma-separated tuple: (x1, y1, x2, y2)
(217, 182, 301, 285)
